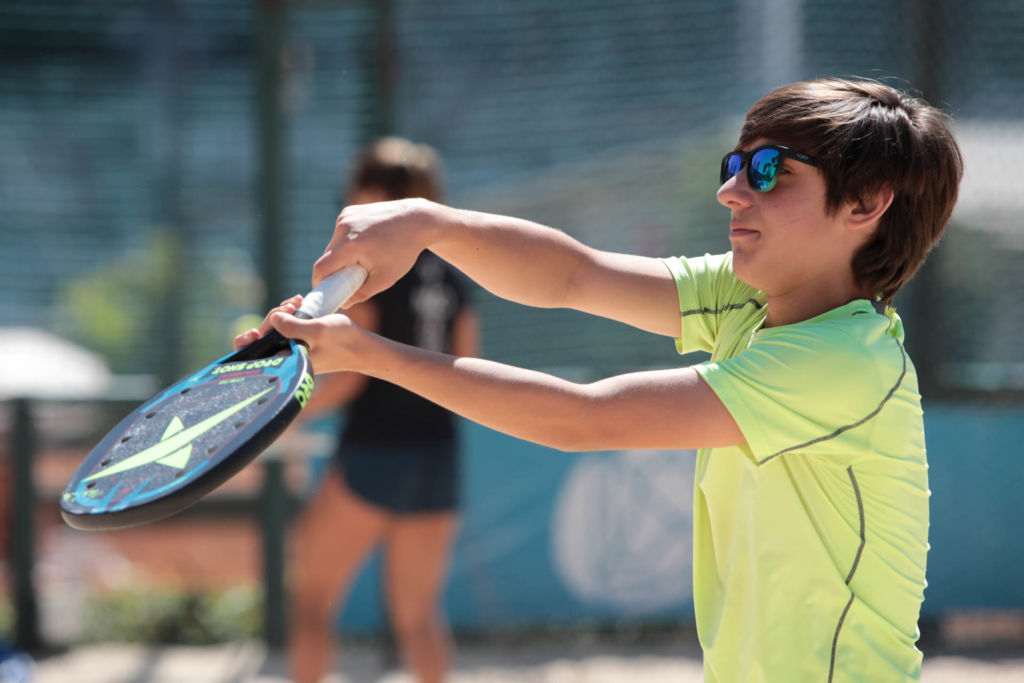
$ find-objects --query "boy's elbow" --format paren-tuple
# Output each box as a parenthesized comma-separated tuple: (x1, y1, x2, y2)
(522, 385, 626, 453)
(530, 419, 589, 452)
(538, 400, 614, 452)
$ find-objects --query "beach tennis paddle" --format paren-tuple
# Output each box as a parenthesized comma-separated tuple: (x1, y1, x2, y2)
(60, 265, 368, 531)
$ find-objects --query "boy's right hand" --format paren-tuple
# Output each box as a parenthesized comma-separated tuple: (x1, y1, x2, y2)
(313, 197, 445, 308)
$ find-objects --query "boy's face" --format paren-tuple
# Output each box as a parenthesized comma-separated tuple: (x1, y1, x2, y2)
(716, 138, 863, 298)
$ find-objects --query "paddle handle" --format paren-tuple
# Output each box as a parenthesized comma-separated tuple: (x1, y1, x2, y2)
(295, 265, 368, 320)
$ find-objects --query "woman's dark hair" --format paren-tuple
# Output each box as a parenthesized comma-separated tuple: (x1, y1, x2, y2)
(347, 136, 443, 202)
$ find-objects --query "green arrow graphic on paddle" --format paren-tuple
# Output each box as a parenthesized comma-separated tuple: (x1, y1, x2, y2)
(85, 387, 275, 482)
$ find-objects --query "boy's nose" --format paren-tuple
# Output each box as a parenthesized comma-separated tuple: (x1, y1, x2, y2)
(717, 171, 754, 209)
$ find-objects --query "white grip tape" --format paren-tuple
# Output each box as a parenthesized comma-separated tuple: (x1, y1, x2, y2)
(296, 265, 368, 319)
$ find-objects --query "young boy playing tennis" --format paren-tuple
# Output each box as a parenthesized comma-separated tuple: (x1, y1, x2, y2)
(237, 78, 963, 681)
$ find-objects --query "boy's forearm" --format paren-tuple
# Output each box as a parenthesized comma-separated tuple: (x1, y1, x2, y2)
(323, 199, 677, 335)
(426, 205, 591, 310)
(357, 333, 740, 452)
(364, 331, 591, 451)
(425, 205, 680, 337)
(267, 309, 741, 452)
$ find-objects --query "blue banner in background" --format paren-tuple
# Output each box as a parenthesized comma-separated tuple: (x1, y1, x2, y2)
(335, 403, 1024, 633)
(922, 403, 1024, 612)
(337, 423, 697, 633)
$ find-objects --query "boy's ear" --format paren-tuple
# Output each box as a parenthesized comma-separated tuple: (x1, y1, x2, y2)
(847, 187, 894, 232)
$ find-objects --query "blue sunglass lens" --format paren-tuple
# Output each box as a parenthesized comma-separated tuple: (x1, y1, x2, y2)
(720, 147, 789, 192)
(722, 153, 743, 183)
(749, 148, 781, 191)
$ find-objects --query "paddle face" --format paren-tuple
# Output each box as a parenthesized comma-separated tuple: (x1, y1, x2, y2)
(60, 265, 367, 531)
(61, 332, 314, 530)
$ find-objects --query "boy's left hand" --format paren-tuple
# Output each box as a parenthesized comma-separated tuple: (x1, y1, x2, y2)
(233, 297, 374, 376)
(232, 295, 304, 349)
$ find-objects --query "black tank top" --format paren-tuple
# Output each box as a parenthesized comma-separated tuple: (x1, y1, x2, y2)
(340, 252, 469, 446)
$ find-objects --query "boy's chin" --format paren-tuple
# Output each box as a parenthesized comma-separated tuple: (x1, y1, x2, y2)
(731, 251, 765, 289)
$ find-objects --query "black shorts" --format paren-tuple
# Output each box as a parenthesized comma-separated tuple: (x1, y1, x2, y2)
(335, 441, 459, 514)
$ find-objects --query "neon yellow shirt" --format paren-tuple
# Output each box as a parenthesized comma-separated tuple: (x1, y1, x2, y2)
(662, 253, 928, 683)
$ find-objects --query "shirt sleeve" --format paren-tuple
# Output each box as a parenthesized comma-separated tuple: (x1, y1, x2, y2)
(660, 252, 761, 355)
(695, 322, 907, 466)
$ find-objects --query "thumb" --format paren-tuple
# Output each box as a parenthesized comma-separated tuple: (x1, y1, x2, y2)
(270, 312, 315, 343)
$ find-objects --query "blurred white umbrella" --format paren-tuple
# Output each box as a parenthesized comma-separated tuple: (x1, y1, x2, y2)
(0, 327, 111, 400)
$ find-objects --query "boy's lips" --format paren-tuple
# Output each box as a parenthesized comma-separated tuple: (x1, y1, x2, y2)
(729, 222, 759, 238)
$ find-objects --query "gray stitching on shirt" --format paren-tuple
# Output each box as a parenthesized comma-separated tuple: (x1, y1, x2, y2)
(828, 594, 856, 683)
(844, 466, 866, 585)
(759, 337, 908, 465)
(828, 467, 865, 681)
(680, 297, 760, 318)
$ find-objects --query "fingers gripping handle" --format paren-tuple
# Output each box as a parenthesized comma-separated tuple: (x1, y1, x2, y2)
(295, 265, 368, 320)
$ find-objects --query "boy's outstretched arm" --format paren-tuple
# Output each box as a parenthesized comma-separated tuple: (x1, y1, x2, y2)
(315, 199, 682, 338)
(235, 302, 744, 452)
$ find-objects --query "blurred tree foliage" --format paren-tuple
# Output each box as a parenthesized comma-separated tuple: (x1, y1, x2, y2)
(53, 229, 180, 375)
(52, 228, 263, 378)
(80, 585, 262, 645)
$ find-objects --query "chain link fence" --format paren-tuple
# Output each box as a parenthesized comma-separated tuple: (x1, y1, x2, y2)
(2, 0, 1022, 396)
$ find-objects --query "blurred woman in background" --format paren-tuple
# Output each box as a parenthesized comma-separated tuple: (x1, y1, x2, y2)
(288, 137, 478, 683)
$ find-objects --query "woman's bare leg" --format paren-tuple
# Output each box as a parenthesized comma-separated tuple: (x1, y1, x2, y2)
(289, 470, 390, 683)
(384, 511, 459, 683)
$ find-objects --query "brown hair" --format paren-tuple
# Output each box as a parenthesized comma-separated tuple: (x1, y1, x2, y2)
(738, 78, 964, 301)
(346, 136, 443, 203)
